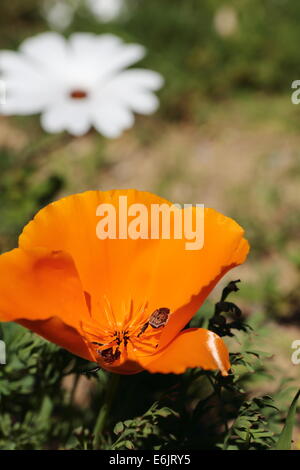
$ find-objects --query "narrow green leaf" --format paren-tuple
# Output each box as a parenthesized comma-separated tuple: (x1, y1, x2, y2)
(275, 389, 300, 450)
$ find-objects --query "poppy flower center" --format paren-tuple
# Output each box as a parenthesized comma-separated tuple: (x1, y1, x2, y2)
(69, 89, 89, 100)
(83, 307, 171, 367)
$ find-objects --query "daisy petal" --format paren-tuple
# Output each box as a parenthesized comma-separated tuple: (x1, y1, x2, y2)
(0, 51, 49, 90)
(0, 51, 39, 76)
(68, 35, 145, 83)
(41, 101, 92, 136)
(109, 69, 164, 91)
(0, 51, 57, 114)
(20, 32, 67, 69)
(100, 69, 163, 114)
(140, 328, 230, 375)
(69, 32, 121, 57)
(2, 92, 49, 115)
(123, 91, 160, 114)
(98, 44, 146, 78)
(92, 103, 134, 137)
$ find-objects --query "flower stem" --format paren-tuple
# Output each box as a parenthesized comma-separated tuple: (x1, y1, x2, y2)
(93, 372, 120, 449)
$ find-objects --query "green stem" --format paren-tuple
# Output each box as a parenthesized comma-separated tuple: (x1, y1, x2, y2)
(93, 373, 120, 450)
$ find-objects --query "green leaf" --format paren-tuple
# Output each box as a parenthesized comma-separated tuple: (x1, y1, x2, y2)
(125, 441, 134, 450)
(114, 422, 124, 435)
(275, 390, 300, 450)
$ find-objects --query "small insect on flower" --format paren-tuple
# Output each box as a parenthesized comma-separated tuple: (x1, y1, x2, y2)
(0, 190, 249, 375)
(0, 32, 164, 137)
(137, 308, 170, 337)
(149, 308, 170, 328)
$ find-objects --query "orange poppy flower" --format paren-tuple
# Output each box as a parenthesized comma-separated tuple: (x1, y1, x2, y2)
(0, 190, 249, 375)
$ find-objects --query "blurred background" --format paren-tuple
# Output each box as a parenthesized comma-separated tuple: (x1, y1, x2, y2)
(0, 0, 300, 450)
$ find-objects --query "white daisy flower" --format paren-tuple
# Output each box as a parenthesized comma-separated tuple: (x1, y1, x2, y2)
(0, 32, 164, 137)
(41, 1, 78, 31)
(86, 0, 124, 23)
(213, 7, 238, 38)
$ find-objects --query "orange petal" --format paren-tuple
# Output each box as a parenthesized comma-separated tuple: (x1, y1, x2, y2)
(0, 247, 92, 359)
(19, 190, 175, 329)
(139, 328, 231, 375)
(133, 205, 250, 349)
(18, 191, 249, 341)
(19, 318, 93, 361)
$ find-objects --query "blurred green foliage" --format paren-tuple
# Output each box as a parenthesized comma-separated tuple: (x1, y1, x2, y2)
(0, 0, 300, 451)
(0, 142, 65, 251)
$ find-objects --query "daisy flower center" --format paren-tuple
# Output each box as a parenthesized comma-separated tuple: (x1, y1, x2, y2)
(69, 89, 89, 100)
